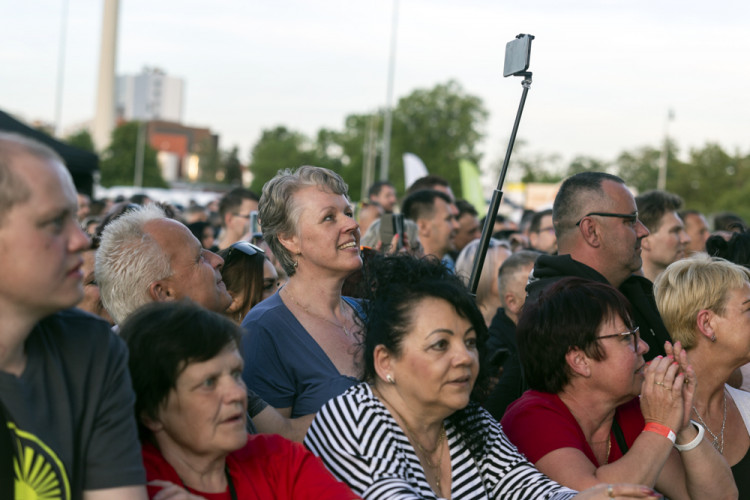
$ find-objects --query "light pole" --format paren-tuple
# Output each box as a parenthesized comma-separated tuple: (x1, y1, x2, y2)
(379, 0, 399, 182)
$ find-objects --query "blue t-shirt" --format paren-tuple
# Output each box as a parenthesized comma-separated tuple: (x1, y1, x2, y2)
(240, 292, 361, 418)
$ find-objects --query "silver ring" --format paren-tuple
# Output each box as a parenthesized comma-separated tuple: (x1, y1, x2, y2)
(607, 484, 614, 498)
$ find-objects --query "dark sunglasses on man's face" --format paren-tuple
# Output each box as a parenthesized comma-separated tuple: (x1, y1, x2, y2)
(227, 241, 265, 259)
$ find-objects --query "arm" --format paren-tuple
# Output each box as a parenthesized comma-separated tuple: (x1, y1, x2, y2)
(252, 405, 315, 442)
(84, 485, 148, 500)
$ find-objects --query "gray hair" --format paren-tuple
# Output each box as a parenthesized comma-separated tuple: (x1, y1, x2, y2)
(455, 238, 510, 306)
(96, 204, 172, 324)
(259, 165, 349, 277)
(0, 133, 64, 225)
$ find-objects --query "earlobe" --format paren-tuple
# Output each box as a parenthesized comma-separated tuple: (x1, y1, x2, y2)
(641, 236, 652, 252)
(565, 348, 590, 378)
(373, 345, 393, 384)
(148, 281, 172, 302)
(277, 232, 300, 256)
(140, 412, 163, 433)
(696, 309, 717, 342)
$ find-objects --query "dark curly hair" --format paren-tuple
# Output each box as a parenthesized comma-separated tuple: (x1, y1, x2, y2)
(358, 253, 490, 458)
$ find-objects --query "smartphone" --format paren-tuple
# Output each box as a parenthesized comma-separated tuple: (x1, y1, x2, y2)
(249, 211, 261, 239)
(503, 34, 534, 77)
(379, 213, 405, 252)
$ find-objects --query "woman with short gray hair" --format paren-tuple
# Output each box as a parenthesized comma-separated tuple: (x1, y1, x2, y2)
(241, 166, 364, 429)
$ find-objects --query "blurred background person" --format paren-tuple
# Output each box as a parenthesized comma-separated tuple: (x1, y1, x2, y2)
(679, 209, 710, 255)
(77, 236, 113, 324)
(122, 301, 357, 500)
(635, 190, 690, 283)
(655, 255, 750, 496)
(402, 189, 458, 265)
(216, 187, 260, 250)
(455, 237, 511, 325)
(218, 240, 279, 324)
(528, 208, 557, 254)
(188, 220, 219, 252)
(357, 201, 383, 236)
(483, 249, 541, 420)
(241, 166, 364, 428)
(451, 199, 482, 258)
(502, 277, 734, 499)
(367, 180, 398, 214)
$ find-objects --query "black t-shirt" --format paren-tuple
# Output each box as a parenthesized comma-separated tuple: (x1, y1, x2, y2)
(0, 309, 145, 499)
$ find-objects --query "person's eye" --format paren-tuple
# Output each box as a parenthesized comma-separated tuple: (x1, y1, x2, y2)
(465, 337, 478, 349)
(430, 339, 448, 351)
(202, 377, 217, 388)
(231, 369, 243, 380)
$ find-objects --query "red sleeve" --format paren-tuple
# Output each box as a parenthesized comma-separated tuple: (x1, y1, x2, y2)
(501, 390, 597, 464)
(231, 434, 361, 500)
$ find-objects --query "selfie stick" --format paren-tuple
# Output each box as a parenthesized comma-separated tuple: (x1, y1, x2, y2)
(468, 34, 534, 296)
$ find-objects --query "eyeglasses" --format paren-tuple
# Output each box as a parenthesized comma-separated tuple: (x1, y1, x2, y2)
(233, 213, 252, 219)
(227, 241, 265, 259)
(575, 211, 639, 227)
(597, 326, 640, 351)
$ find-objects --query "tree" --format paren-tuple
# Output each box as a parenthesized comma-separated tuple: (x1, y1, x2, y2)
(65, 129, 95, 152)
(222, 146, 244, 186)
(247, 126, 318, 193)
(99, 122, 167, 188)
(566, 155, 610, 177)
(388, 80, 488, 194)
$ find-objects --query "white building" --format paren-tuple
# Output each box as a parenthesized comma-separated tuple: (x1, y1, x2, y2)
(116, 67, 184, 123)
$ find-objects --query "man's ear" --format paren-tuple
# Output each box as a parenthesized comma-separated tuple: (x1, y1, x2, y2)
(578, 218, 601, 248)
(641, 235, 652, 252)
(417, 218, 430, 239)
(565, 347, 591, 378)
(148, 281, 173, 302)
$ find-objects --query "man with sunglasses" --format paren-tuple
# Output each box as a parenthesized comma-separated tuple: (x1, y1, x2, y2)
(526, 172, 672, 360)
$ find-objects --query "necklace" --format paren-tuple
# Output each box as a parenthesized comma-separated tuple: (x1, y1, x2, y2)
(692, 389, 727, 454)
(374, 387, 447, 496)
(284, 286, 351, 336)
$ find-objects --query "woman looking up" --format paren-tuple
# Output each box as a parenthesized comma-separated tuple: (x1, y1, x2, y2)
(241, 165, 364, 423)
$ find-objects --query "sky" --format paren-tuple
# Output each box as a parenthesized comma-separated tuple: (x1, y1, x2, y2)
(3, 0, 750, 182)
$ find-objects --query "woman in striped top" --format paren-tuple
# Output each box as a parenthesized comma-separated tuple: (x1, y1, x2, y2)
(305, 254, 660, 500)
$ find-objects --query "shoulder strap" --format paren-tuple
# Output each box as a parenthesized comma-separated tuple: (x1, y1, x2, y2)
(612, 416, 629, 455)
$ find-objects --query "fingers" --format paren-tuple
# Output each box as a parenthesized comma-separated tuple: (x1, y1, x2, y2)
(576, 483, 661, 499)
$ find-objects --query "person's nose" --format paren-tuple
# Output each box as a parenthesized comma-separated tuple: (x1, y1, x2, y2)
(452, 341, 475, 366)
(206, 249, 225, 271)
(635, 219, 650, 239)
(225, 375, 247, 405)
(679, 229, 691, 245)
(70, 220, 91, 252)
(637, 336, 649, 355)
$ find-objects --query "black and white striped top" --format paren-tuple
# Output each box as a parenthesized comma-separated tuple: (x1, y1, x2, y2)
(305, 383, 577, 500)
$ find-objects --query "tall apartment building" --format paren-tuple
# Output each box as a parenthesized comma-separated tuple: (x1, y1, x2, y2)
(116, 67, 184, 123)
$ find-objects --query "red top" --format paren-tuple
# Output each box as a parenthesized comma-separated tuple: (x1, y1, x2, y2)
(501, 390, 644, 466)
(143, 433, 360, 500)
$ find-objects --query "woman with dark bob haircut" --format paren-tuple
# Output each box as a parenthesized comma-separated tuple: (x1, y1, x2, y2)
(306, 255, 661, 500)
(501, 277, 736, 499)
(121, 300, 357, 499)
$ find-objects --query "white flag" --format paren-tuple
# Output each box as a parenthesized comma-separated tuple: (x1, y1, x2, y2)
(403, 152, 429, 189)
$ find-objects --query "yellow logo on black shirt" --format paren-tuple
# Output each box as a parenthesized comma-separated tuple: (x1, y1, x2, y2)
(8, 422, 70, 500)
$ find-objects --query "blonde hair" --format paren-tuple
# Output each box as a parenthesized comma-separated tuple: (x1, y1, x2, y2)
(654, 254, 750, 349)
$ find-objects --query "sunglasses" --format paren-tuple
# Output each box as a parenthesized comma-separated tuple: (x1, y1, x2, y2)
(227, 241, 265, 259)
(575, 211, 639, 227)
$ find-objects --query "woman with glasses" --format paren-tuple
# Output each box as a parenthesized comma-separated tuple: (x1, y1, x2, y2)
(655, 255, 750, 497)
(501, 277, 736, 499)
(240, 166, 364, 426)
(218, 241, 279, 323)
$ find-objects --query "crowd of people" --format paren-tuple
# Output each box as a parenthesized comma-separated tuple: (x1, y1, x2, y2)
(1, 130, 748, 499)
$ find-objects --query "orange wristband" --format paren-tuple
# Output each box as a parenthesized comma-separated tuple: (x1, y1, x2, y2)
(643, 422, 676, 444)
